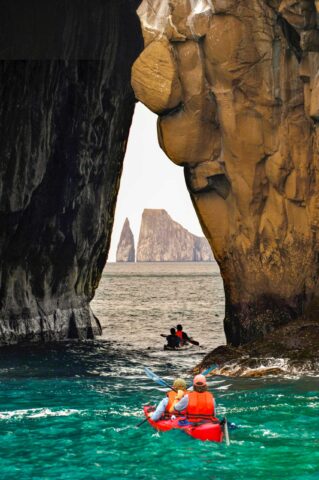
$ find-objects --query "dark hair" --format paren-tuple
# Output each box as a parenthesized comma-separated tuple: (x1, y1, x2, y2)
(194, 384, 207, 393)
(170, 328, 176, 335)
(176, 324, 183, 331)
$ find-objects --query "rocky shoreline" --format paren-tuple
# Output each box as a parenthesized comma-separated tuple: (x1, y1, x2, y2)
(195, 318, 319, 377)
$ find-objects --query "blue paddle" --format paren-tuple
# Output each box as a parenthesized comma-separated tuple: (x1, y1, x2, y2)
(143, 365, 216, 391)
(144, 367, 178, 391)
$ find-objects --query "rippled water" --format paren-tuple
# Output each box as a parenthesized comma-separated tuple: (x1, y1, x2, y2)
(94, 262, 226, 361)
(0, 263, 318, 479)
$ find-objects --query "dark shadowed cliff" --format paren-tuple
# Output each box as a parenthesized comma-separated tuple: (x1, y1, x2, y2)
(0, 0, 143, 345)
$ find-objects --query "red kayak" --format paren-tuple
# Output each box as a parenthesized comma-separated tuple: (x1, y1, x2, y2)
(143, 406, 223, 442)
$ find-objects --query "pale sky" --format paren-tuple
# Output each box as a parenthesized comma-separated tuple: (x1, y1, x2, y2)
(108, 103, 205, 262)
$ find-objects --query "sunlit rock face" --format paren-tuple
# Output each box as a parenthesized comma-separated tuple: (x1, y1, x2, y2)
(0, 0, 143, 345)
(136, 209, 214, 261)
(116, 219, 136, 262)
(132, 0, 319, 346)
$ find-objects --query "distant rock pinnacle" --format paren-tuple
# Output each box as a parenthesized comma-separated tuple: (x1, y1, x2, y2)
(136, 209, 213, 262)
(116, 218, 135, 262)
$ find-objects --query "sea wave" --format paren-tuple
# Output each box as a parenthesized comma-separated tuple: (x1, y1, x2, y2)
(0, 408, 83, 420)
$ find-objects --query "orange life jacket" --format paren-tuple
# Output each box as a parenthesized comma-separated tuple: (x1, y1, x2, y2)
(165, 391, 186, 417)
(176, 331, 183, 339)
(166, 391, 177, 412)
(186, 391, 215, 421)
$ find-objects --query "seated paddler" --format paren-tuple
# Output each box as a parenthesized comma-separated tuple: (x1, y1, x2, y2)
(186, 374, 215, 421)
(148, 378, 187, 421)
(170, 374, 216, 421)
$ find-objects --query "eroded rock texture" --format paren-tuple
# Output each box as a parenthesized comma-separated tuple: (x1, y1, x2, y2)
(116, 218, 135, 262)
(0, 0, 143, 345)
(137, 209, 214, 261)
(132, 0, 319, 346)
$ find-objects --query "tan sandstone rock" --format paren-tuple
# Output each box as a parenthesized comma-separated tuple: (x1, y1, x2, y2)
(116, 218, 135, 262)
(137, 209, 214, 261)
(132, 0, 319, 347)
(131, 39, 182, 114)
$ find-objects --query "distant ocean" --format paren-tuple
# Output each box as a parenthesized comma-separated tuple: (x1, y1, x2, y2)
(94, 262, 226, 357)
(0, 263, 317, 479)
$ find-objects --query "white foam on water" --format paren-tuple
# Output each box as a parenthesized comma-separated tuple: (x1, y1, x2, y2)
(108, 409, 141, 418)
(225, 403, 289, 414)
(261, 429, 280, 438)
(28, 408, 80, 418)
(0, 408, 82, 420)
(112, 426, 132, 433)
(213, 357, 319, 379)
(215, 384, 232, 390)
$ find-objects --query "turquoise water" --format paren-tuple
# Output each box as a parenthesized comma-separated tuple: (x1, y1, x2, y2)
(0, 263, 318, 479)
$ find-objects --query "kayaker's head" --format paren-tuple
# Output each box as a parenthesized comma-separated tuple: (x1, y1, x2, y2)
(173, 378, 187, 391)
(176, 324, 183, 331)
(170, 328, 176, 335)
(193, 374, 207, 393)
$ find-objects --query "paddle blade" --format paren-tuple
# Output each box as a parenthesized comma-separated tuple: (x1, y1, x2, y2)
(187, 365, 217, 390)
(201, 365, 216, 376)
(144, 367, 169, 388)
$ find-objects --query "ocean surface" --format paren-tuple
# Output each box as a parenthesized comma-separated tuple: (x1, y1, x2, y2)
(0, 262, 318, 480)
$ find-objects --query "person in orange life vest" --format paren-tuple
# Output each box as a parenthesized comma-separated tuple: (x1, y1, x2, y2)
(169, 374, 216, 420)
(176, 324, 200, 347)
(149, 378, 187, 421)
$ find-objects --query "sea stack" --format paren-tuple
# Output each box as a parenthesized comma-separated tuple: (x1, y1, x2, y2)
(137, 209, 213, 262)
(116, 219, 135, 262)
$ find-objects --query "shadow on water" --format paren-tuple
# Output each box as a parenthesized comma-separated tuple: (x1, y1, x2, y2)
(0, 339, 195, 382)
(0, 341, 141, 379)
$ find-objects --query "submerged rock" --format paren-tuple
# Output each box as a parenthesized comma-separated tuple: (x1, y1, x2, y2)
(136, 209, 214, 261)
(0, 0, 143, 345)
(116, 219, 135, 262)
(132, 0, 319, 349)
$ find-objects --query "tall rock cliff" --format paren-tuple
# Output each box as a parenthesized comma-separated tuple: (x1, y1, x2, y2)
(132, 1, 319, 346)
(116, 218, 135, 262)
(137, 209, 214, 261)
(0, 0, 143, 345)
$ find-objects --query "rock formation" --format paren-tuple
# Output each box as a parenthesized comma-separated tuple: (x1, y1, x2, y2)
(0, 0, 143, 345)
(137, 209, 214, 261)
(132, 1, 319, 346)
(116, 218, 135, 262)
